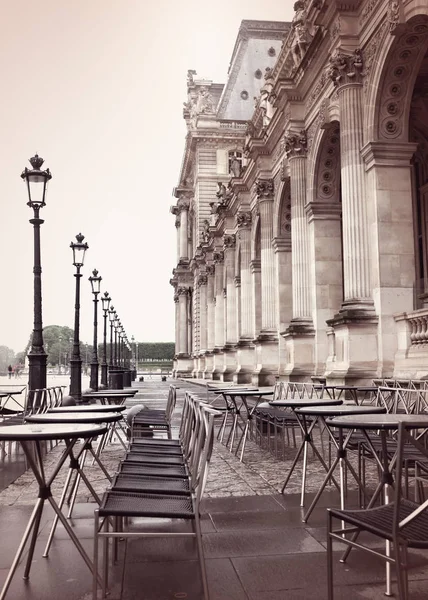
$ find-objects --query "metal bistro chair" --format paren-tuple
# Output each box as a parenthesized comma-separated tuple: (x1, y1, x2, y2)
(131, 384, 177, 439)
(93, 403, 220, 600)
(327, 421, 428, 599)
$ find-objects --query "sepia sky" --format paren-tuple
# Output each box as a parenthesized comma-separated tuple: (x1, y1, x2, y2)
(0, 0, 293, 354)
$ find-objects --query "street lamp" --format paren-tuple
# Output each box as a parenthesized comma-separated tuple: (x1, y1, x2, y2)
(101, 291, 111, 387)
(108, 306, 115, 368)
(88, 269, 101, 390)
(114, 315, 120, 367)
(21, 154, 52, 394)
(69, 233, 88, 402)
(58, 336, 62, 375)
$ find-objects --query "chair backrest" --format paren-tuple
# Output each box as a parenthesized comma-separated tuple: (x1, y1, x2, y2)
(392, 422, 428, 540)
(165, 385, 177, 423)
(284, 382, 324, 400)
(193, 403, 221, 504)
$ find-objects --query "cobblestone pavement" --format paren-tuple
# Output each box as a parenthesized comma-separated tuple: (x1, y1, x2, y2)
(0, 380, 378, 505)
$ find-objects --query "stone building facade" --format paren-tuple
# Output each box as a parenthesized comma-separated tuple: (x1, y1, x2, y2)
(170, 2, 428, 385)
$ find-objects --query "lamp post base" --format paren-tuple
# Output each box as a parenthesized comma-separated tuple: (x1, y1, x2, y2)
(100, 363, 108, 388)
(28, 353, 48, 412)
(90, 362, 99, 391)
(69, 358, 82, 403)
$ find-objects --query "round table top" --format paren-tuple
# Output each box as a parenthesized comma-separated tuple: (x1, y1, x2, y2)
(226, 389, 274, 397)
(0, 423, 107, 441)
(85, 389, 137, 394)
(326, 413, 428, 429)
(270, 398, 343, 408)
(83, 392, 135, 399)
(296, 404, 386, 417)
(26, 412, 121, 424)
(0, 389, 23, 396)
(48, 405, 126, 413)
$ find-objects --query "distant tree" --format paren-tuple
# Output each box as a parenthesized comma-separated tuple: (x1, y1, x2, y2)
(0, 345, 16, 373)
(22, 325, 86, 367)
(137, 342, 175, 361)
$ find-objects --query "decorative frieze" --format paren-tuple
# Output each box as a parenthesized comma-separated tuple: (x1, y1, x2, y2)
(328, 48, 364, 87)
(236, 211, 252, 229)
(363, 22, 388, 94)
(284, 130, 308, 158)
(254, 178, 274, 199)
(223, 234, 236, 249)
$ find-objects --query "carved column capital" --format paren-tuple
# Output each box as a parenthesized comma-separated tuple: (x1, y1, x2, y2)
(206, 264, 215, 276)
(213, 250, 224, 264)
(223, 234, 236, 250)
(284, 129, 308, 158)
(236, 211, 252, 229)
(177, 286, 191, 296)
(197, 273, 208, 286)
(328, 48, 364, 88)
(177, 197, 191, 212)
(254, 178, 274, 199)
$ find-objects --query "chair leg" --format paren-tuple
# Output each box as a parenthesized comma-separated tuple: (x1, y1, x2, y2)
(93, 510, 99, 600)
(327, 511, 334, 600)
(194, 514, 210, 600)
(394, 542, 409, 600)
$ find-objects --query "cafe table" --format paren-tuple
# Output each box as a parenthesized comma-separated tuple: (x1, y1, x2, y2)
(269, 397, 343, 505)
(323, 385, 378, 405)
(294, 404, 387, 522)
(325, 413, 428, 597)
(26, 412, 122, 557)
(221, 389, 274, 461)
(82, 390, 136, 406)
(0, 422, 107, 600)
(0, 388, 25, 414)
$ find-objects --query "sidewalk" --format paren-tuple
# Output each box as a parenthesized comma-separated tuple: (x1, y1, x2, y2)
(0, 380, 427, 599)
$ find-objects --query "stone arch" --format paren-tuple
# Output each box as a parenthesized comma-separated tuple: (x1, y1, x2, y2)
(273, 178, 292, 239)
(371, 15, 428, 142)
(312, 123, 341, 204)
(251, 213, 261, 261)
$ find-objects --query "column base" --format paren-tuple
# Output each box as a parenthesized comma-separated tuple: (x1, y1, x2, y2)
(175, 354, 194, 378)
(325, 309, 380, 384)
(203, 352, 214, 380)
(282, 321, 315, 381)
(221, 345, 237, 382)
(252, 334, 279, 386)
(233, 339, 255, 384)
(196, 354, 206, 378)
(211, 349, 224, 381)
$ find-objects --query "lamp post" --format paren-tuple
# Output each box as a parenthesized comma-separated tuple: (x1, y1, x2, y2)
(114, 315, 119, 367)
(101, 292, 111, 387)
(69, 233, 88, 402)
(89, 269, 101, 390)
(108, 306, 115, 368)
(58, 336, 62, 375)
(21, 154, 52, 394)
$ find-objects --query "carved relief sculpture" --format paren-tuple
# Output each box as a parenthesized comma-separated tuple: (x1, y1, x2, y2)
(201, 219, 211, 244)
(213, 250, 224, 264)
(197, 273, 208, 286)
(291, 1, 313, 68)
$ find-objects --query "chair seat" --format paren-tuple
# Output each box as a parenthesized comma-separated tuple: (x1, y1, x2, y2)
(125, 452, 185, 465)
(120, 462, 188, 478)
(131, 438, 181, 447)
(129, 443, 183, 455)
(112, 473, 191, 495)
(99, 490, 194, 519)
(329, 499, 428, 548)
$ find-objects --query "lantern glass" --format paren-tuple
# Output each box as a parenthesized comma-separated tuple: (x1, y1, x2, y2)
(21, 155, 52, 209)
(108, 307, 115, 322)
(89, 269, 102, 294)
(70, 233, 88, 268)
(102, 293, 111, 311)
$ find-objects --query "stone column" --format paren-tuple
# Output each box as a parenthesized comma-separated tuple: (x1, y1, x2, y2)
(170, 206, 181, 263)
(255, 179, 277, 333)
(213, 251, 225, 349)
(178, 198, 190, 261)
(198, 273, 208, 353)
(237, 212, 253, 339)
(204, 265, 215, 379)
(177, 286, 189, 355)
(284, 131, 312, 326)
(223, 234, 237, 344)
(329, 49, 372, 311)
(173, 291, 179, 376)
(282, 130, 314, 380)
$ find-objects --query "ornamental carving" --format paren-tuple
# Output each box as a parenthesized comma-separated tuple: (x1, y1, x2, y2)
(378, 18, 428, 140)
(194, 246, 206, 262)
(201, 219, 211, 244)
(197, 273, 208, 286)
(170, 205, 179, 215)
(177, 286, 191, 296)
(328, 48, 364, 87)
(236, 211, 252, 229)
(223, 234, 236, 249)
(284, 130, 308, 158)
(223, 288, 227, 298)
(206, 265, 215, 276)
(213, 250, 224, 264)
(306, 71, 327, 111)
(388, 0, 401, 33)
(360, 0, 378, 25)
(174, 293, 179, 303)
(279, 178, 292, 236)
(254, 178, 274, 199)
(234, 275, 241, 286)
(177, 198, 190, 212)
